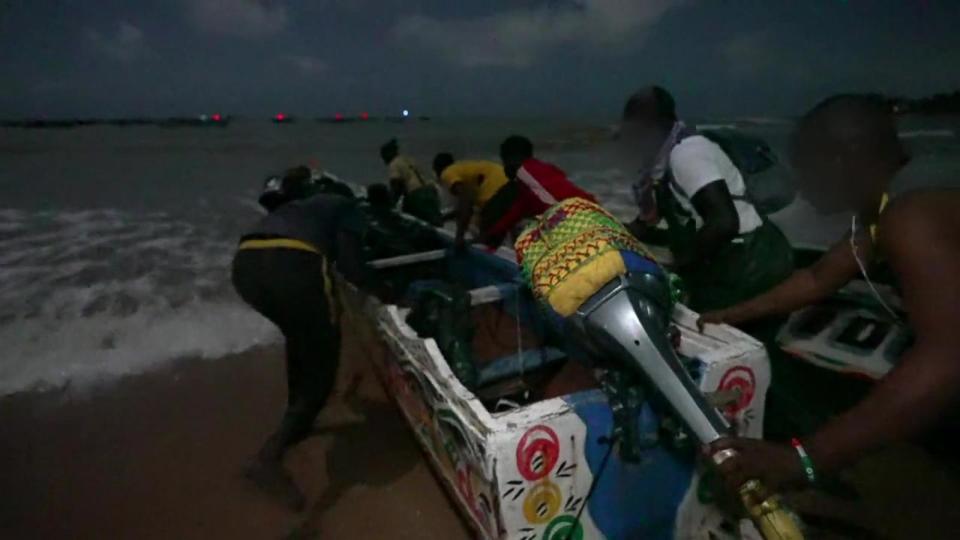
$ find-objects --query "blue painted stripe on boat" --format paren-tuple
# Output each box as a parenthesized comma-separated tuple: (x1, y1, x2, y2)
(476, 347, 567, 386)
(560, 393, 693, 540)
(620, 250, 663, 276)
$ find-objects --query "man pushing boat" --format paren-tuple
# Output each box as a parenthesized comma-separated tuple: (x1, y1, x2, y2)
(233, 172, 361, 510)
(380, 138, 443, 226)
(700, 95, 960, 499)
(476, 135, 597, 247)
(619, 86, 793, 315)
(431, 152, 510, 251)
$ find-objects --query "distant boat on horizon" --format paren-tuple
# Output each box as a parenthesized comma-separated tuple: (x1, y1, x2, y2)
(157, 114, 230, 128)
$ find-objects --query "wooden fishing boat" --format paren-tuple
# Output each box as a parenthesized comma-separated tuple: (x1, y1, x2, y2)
(334, 204, 776, 540)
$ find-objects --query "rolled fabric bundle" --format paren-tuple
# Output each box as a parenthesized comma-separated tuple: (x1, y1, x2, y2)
(515, 197, 661, 316)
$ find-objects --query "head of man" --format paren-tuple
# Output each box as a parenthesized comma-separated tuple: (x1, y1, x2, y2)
(621, 85, 678, 165)
(380, 138, 399, 165)
(432, 152, 455, 180)
(500, 135, 534, 181)
(283, 165, 313, 197)
(790, 94, 907, 214)
(257, 166, 312, 212)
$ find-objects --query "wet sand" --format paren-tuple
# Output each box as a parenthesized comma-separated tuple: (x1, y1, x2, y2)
(0, 341, 471, 540)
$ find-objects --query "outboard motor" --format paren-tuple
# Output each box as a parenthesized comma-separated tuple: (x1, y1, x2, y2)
(571, 272, 729, 444)
(515, 197, 803, 540)
(570, 273, 802, 540)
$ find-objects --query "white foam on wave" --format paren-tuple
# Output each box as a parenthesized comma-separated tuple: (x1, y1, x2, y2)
(0, 299, 277, 396)
(0, 207, 278, 396)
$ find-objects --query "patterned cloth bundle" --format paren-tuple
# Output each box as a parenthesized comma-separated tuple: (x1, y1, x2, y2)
(515, 197, 662, 316)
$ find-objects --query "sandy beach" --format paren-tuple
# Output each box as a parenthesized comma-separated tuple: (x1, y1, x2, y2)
(0, 338, 470, 540)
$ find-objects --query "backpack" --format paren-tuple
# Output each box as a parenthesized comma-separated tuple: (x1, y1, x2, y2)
(699, 129, 796, 214)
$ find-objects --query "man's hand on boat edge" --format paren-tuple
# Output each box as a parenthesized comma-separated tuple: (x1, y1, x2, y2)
(705, 438, 807, 496)
(696, 309, 739, 332)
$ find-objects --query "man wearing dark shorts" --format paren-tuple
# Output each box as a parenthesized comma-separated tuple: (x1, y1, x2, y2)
(232, 186, 358, 510)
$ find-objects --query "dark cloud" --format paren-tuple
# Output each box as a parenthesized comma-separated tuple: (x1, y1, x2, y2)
(393, 0, 687, 68)
(84, 21, 148, 63)
(0, 0, 958, 117)
(284, 54, 327, 76)
(184, 0, 288, 38)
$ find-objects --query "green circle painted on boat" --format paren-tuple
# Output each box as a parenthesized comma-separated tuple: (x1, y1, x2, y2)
(543, 515, 583, 540)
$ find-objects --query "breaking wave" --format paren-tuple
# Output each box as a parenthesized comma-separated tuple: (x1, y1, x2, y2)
(0, 208, 277, 396)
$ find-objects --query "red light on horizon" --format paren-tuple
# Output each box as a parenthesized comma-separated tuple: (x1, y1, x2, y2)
(360, 112, 369, 120)
(212, 113, 222, 122)
(334, 112, 345, 121)
(275, 113, 286, 121)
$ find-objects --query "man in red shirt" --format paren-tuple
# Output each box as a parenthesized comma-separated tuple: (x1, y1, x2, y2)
(478, 135, 596, 247)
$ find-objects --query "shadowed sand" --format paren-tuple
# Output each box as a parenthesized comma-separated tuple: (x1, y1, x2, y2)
(0, 340, 471, 540)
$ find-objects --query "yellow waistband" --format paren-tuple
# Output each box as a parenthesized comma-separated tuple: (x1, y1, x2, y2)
(238, 238, 320, 254)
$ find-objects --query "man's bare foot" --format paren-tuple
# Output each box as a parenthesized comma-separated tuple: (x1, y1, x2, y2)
(244, 460, 306, 512)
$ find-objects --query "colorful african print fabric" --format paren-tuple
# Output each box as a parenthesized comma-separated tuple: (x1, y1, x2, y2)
(514, 197, 660, 316)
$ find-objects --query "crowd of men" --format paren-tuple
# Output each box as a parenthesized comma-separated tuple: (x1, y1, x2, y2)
(231, 86, 960, 516)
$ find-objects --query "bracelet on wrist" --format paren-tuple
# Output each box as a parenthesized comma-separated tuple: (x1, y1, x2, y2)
(791, 437, 817, 484)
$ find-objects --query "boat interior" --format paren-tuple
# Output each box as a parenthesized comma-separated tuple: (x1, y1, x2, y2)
(344, 226, 601, 414)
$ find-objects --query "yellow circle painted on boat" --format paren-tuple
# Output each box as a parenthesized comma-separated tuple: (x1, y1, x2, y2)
(522, 481, 562, 524)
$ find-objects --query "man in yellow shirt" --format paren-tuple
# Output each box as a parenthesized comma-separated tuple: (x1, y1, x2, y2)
(432, 152, 509, 248)
(380, 139, 442, 225)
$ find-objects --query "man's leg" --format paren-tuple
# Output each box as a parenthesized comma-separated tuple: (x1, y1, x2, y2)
(275, 320, 340, 450)
(237, 249, 338, 510)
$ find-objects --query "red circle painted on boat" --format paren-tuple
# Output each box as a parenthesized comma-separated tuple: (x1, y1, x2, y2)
(516, 425, 560, 481)
(718, 366, 756, 414)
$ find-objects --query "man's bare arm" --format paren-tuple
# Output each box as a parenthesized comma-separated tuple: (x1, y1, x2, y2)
(452, 182, 478, 244)
(684, 180, 739, 266)
(807, 196, 960, 472)
(700, 227, 866, 326)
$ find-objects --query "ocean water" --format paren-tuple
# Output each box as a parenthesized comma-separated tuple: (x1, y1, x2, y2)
(1, 117, 958, 396)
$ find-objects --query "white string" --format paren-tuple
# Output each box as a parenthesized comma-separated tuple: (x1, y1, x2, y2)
(515, 288, 524, 378)
(850, 215, 902, 322)
(514, 287, 531, 401)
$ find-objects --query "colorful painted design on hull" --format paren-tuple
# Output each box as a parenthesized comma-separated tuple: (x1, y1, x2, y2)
(340, 270, 770, 540)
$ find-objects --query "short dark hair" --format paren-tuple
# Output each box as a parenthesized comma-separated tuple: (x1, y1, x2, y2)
(379, 138, 399, 162)
(500, 135, 534, 160)
(623, 86, 677, 126)
(433, 152, 454, 175)
(276, 165, 312, 202)
(284, 165, 311, 183)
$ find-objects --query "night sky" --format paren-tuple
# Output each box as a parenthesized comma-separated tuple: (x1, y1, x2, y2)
(2, 0, 958, 118)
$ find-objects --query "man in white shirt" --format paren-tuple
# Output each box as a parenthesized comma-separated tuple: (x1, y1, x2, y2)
(621, 86, 793, 313)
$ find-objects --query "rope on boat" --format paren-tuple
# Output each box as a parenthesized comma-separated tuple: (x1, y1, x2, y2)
(516, 286, 524, 379)
(566, 433, 618, 540)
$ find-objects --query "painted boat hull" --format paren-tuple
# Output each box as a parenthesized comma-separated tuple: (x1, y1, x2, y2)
(335, 216, 772, 540)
